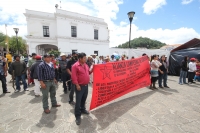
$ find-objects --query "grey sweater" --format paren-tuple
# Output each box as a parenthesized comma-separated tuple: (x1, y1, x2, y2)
(59, 60, 68, 73)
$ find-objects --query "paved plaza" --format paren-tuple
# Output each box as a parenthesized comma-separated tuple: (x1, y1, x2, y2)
(0, 76, 200, 133)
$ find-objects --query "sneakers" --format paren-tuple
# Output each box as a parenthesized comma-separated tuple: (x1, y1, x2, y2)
(24, 89, 29, 91)
(179, 83, 183, 85)
(15, 90, 20, 93)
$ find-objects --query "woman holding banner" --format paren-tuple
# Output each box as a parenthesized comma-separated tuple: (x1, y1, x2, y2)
(150, 55, 162, 90)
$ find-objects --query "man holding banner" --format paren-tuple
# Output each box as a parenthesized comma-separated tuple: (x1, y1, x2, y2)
(71, 52, 93, 125)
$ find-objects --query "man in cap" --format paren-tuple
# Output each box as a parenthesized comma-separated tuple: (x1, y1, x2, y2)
(10, 55, 28, 92)
(28, 53, 37, 84)
(110, 55, 116, 62)
(30, 55, 43, 97)
(188, 58, 197, 84)
(92, 54, 99, 64)
(37, 54, 61, 114)
(0, 55, 10, 93)
(67, 51, 78, 105)
(59, 53, 69, 93)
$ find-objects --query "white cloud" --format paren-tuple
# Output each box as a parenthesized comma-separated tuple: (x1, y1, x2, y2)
(182, 0, 193, 4)
(120, 21, 128, 26)
(0, 0, 200, 48)
(143, 0, 166, 15)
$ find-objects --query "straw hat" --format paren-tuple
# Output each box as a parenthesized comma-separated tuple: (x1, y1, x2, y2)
(60, 53, 66, 57)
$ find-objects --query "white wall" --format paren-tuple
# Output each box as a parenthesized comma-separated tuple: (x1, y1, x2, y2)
(57, 38, 109, 56)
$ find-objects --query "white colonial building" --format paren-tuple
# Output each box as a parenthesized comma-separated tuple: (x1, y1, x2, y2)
(24, 8, 109, 56)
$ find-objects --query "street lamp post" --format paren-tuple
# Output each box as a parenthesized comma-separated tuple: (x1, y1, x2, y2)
(127, 11, 135, 49)
(13, 28, 19, 54)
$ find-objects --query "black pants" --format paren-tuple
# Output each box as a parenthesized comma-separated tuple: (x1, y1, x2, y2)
(0, 75, 7, 93)
(55, 69, 59, 81)
(75, 85, 88, 119)
(69, 83, 75, 102)
(61, 72, 71, 92)
(188, 72, 195, 83)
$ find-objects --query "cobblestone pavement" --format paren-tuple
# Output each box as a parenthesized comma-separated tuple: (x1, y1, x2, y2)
(0, 76, 200, 133)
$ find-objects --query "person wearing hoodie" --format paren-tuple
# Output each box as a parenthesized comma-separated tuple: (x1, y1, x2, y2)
(30, 55, 43, 96)
(179, 56, 189, 85)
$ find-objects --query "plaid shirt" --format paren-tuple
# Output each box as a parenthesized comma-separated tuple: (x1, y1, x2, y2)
(37, 61, 55, 81)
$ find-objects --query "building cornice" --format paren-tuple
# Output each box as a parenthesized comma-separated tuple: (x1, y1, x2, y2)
(25, 35, 56, 40)
(26, 35, 109, 43)
(55, 13, 107, 26)
(24, 13, 55, 21)
(57, 36, 109, 43)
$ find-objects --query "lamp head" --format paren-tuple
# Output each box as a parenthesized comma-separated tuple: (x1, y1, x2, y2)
(127, 11, 135, 23)
(13, 28, 19, 34)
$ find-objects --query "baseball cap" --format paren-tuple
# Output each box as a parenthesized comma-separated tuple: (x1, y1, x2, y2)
(190, 58, 196, 61)
(72, 51, 78, 55)
(35, 55, 41, 60)
(43, 54, 50, 58)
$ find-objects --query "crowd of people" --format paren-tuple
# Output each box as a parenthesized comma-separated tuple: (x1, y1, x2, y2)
(0, 52, 199, 125)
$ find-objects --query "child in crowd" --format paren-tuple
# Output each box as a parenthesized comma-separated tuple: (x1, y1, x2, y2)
(194, 59, 200, 82)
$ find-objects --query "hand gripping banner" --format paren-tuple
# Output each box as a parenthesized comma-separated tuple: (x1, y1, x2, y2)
(90, 56, 151, 110)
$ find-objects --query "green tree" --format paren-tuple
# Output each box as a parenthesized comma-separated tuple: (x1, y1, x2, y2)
(117, 37, 166, 49)
(0, 32, 6, 47)
(8, 36, 27, 54)
(48, 50, 60, 57)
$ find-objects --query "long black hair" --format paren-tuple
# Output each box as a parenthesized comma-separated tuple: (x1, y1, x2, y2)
(160, 55, 166, 63)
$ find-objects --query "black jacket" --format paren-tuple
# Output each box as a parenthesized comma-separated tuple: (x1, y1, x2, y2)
(159, 62, 167, 75)
(181, 60, 188, 71)
(30, 60, 43, 79)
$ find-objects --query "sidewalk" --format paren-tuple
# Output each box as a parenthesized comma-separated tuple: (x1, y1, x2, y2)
(0, 76, 200, 133)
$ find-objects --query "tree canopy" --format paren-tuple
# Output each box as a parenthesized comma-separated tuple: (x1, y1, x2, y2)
(0, 32, 27, 54)
(8, 36, 27, 54)
(0, 32, 6, 47)
(117, 37, 166, 49)
(48, 50, 61, 57)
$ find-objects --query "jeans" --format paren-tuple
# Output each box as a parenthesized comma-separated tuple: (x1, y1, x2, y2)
(41, 81, 57, 110)
(158, 71, 167, 87)
(0, 75, 7, 93)
(75, 85, 88, 119)
(188, 72, 195, 83)
(194, 75, 200, 81)
(15, 74, 28, 90)
(62, 72, 71, 92)
(69, 83, 75, 102)
(179, 70, 187, 84)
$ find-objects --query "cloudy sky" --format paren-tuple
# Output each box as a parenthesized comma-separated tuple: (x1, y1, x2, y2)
(0, 0, 200, 47)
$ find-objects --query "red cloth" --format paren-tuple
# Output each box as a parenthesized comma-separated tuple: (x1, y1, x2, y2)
(71, 61, 90, 85)
(51, 59, 57, 69)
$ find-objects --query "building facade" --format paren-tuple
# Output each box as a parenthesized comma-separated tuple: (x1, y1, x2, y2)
(24, 9, 109, 56)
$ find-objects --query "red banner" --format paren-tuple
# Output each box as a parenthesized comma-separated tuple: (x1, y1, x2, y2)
(90, 56, 151, 110)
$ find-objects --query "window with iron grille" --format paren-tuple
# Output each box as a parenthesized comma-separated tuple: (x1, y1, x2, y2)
(94, 29, 98, 40)
(71, 26, 77, 37)
(43, 26, 49, 37)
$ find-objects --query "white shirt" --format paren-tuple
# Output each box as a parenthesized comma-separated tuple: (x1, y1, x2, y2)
(110, 58, 116, 62)
(188, 62, 197, 72)
(93, 58, 99, 64)
(99, 59, 103, 64)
